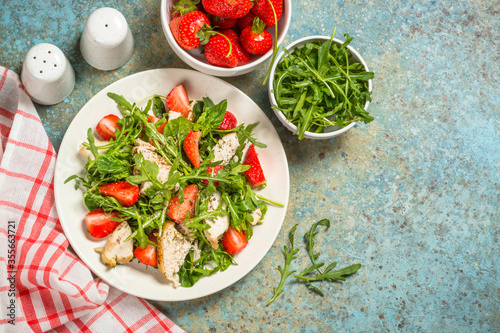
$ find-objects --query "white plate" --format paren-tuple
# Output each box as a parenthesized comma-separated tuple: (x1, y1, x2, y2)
(54, 68, 289, 301)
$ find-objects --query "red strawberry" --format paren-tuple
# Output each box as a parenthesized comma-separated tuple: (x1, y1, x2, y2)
(200, 164, 225, 186)
(236, 11, 256, 31)
(243, 144, 266, 187)
(169, 10, 211, 50)
(134, 234, 157, 267)
(171, 0, 202, 18)
(240, 18, 273, 55)
(251, 0, 283, 27)
(201, 0, 252, 19)
(218, 111, 237, 130)
(166, 83, 191, 118)
(221, 226, 248, 254)
(211, 16, 237, 29)
(219, 29, 251, 66)
(204, 34, 238, 68)
(85, 208, 123, 238)
(167, 184, 199, 222)
(98, 181, 140, 207)
(96, 114, 120, 141)
(147, 115, 166, 134)
(183, 130, 201, 168)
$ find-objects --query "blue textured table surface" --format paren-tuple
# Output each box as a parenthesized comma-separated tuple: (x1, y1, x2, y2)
(2, 1, 499, 332)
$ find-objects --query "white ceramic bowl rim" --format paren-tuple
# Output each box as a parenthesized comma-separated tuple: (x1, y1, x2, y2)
(160, 0, 292, 74)
(268, 35, 373, 139)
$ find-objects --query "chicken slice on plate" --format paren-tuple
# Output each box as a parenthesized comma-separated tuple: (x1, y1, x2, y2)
(211, 132, 239, 165)
(248, 208, 263, 226)
(133, 139, 174, 194)
(204, 190, 230, 249)
(157, 221, 193, 288)
(101, 221, 134, 267)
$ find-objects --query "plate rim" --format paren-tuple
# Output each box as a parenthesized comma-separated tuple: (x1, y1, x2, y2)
(54, 68, 290, 301)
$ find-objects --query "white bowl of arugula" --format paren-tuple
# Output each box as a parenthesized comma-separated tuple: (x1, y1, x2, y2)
(268, 33, 374, 140)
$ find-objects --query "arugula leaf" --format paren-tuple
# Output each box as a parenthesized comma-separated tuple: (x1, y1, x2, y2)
(267, 224, 299, 305)
(153, 96, 166, 118)
(163, 116, 192, 143)
(96, 155, 130, 176)
(295, 219, 361, 296)
(304, 219, 330, 274)
(194, 97, 227, 136)
(107, 92, 133, 113)
(294, 263, 361, 283)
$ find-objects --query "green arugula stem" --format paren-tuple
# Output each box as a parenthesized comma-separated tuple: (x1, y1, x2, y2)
(256, 194, 284, 207)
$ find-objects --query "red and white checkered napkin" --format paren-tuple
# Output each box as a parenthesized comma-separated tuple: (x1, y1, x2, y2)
(0, 67, 185, 333)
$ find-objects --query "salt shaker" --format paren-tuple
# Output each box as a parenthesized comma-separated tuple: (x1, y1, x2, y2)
(80, 7, 134, 71)
(21, 43, 75, 105)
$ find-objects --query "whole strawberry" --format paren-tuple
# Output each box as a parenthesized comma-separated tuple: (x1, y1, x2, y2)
(251, 0, 283, 27)
(202, 0, 252, 19)
(220, 29, 251, 66)
(236, 11, 257, 31)
(211, 15, 237, 29)
(204, 34, 238, 67)
(171, 0, 202, 19)
(240, 17, 273, 55)
(169, 10, 211, 50)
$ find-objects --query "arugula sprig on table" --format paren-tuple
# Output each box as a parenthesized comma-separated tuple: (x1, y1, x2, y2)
(272, 29, 374, 139)
(267, 219, 361, 304)
(267, 224, 299, 305)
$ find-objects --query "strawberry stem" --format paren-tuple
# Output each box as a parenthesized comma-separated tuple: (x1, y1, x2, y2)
(213, 31, 233, 58)
(262, 0, 279, 85)
(172, 0, 200, 16)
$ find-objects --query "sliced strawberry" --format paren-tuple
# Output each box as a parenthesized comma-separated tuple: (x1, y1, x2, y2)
(251, 0, 283, 27)
(236, 11, 256, 31)
(147, 115, 166, 134)
(218, 111, 238, 130)
(200, 164, 225, 186)
(219, 29, 251, 66)
(167, 184, 199, 222)
(221, 226, 248, 254)
(98, 181, 140, 207)
(183, 130, 201, 168)
(166, 83, 191, 119)
(134, 234, 157, 267)
(204, 34, 238, 68)
(96, 114, 120, 141)
(85, 208, 122, 238)
(243, 144, 266, 187)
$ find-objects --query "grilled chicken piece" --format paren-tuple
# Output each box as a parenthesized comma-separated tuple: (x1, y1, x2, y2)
(133, 139, 174, 194)
(204, 190, 230, 249)
(211, 132, 239, 165)
(157, 221, 193, 288)
(168, 101, 195, 122)
(168, 111, 182, 122)
(78, 140, 109, 160)
(101, 221, 134, 267)
(248, 208, 262, 226)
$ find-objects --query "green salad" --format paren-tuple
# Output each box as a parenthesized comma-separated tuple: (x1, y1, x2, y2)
(67, 86, 279, 288)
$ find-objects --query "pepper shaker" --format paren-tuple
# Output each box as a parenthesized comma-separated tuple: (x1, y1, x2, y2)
(80, 7, 134, 71)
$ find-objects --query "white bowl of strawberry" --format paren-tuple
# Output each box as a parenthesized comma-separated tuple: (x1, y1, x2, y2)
(160, 0, 291, 77)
